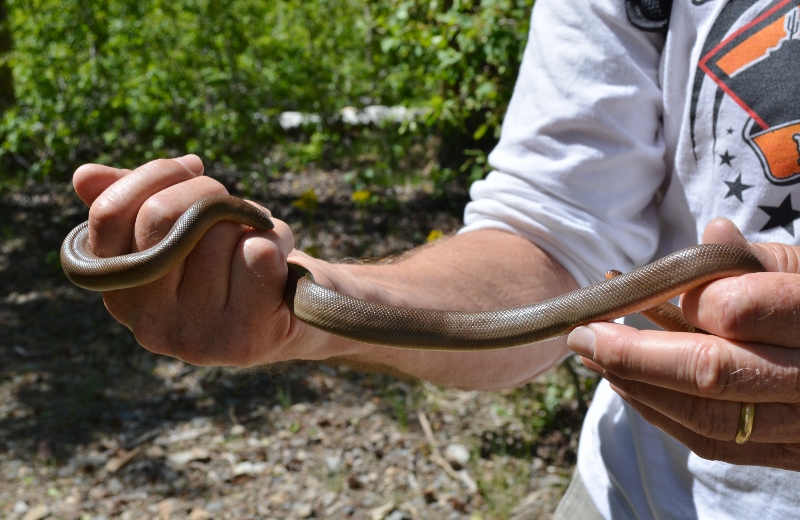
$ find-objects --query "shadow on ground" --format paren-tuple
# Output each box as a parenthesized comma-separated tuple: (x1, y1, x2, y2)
(0, 171, 467, 463)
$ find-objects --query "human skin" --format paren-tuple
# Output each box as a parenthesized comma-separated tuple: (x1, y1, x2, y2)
(73, 155, 800, 469)
(71, 155, 578, 391)
(568, 219, 800, 470)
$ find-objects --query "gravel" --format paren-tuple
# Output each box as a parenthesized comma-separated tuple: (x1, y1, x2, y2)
(0, 169, 591, 519)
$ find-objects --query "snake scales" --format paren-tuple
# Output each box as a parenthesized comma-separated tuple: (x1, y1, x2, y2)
(61, 194, 766, 350)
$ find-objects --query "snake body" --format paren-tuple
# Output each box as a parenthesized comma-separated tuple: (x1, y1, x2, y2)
(62, 195, 766, 350)
(61, 194, 274, 291)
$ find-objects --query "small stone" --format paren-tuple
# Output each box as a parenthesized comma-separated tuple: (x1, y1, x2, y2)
(444, 443, 470, 470)
(293, 503, 314, 518)
(206, 501, 224, 512)
(167, 448, 210, 467)
(104, 448, 140, 474)
(347, 474, 364, 490)
(230, 424, 246, 436)
(324, 455, 342, 472)
(13, 501, 29, 515)
(369, 502, 396, 520)
(321, 491, 337, 507)
(158, 498, 184, 520)
(189, 508, 212, 520)
(290, 403, 309, 413)
(146, 445, 166, 458)
(386, 511, 411, 520)
(22, 504, 50, 520)
(232, 461, 267, 477)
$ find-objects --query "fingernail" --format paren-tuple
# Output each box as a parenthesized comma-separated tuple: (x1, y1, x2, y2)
(568, 326, 595, 359)
(174, 154, 204, 174)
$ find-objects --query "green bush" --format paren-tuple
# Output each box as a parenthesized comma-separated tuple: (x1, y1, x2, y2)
(1, 0, 387, 178)
(0, 0, 534, 184)
(370, 0, 534, 178)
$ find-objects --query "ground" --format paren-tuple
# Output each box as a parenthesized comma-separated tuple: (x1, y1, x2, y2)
(0, 169, 595, 520)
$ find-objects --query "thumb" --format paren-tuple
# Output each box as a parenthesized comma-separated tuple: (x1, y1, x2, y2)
(702, 218, 800, 274)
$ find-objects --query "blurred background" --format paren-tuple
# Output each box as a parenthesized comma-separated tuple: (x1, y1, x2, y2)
(0, 1, 597, 518)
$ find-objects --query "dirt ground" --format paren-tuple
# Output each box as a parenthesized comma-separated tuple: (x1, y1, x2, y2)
(0, 169, 594, 519)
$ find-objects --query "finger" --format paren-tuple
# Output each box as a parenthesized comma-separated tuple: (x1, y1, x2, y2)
(611, 387, 800, 470)
(605, 373, 800, 443)
(72, 164, 132, 205)
(88, 155, 205, 257)
(681, 271, 800, 348)
(689, 218, 800, 347)
(702, 218, 800, 274)
(132, 175, 226, 251)
(101, 175, 227, 329)
(176, 200, 281, 306)
(224, 215, 298, 364)
(569, 323, 800, 403)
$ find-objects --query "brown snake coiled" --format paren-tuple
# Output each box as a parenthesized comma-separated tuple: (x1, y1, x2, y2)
(62, 195, 766, 350)
(61, 194, 274, 291)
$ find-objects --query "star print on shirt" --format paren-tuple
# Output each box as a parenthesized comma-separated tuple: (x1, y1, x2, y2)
(723, 173, 753, 202)
(759, 194, 800, 236)
(719, 150, 735, 166)
(726, 128, 734, 135)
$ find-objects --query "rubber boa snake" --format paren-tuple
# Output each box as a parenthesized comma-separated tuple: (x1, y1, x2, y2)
(61, 194, 767, 350)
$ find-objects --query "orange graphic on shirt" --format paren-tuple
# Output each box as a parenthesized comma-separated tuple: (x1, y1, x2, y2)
(699, 0, 800, 185)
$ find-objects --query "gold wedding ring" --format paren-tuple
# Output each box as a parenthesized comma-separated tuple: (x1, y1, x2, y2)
(735, 402, 756, 444)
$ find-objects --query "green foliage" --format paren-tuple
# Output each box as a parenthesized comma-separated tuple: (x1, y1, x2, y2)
(1, 0, 386, 177)
(0, 0, 535, 184)
(371, 0, 535, 171)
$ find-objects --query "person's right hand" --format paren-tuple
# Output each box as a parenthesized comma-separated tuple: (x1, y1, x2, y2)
(71, 155, 339, 367)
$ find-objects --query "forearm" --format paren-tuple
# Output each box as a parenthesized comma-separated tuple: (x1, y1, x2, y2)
(294, 229, 579, 391)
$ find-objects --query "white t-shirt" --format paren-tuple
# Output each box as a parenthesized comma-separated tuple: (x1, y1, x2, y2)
(461, 0, 800, 518)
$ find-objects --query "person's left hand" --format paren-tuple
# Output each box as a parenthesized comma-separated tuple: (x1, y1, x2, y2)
(567, 218, 800, 470)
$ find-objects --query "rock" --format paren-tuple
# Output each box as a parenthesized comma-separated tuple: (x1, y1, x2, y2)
(232, 461, 268, 478)
(206, 501, 224, 513)
(293, 503, 314, 518)
(158, 498, 185, 520)
(156, 426, 211, 446)
(347, 474, 364, 490)
(324, 455, 342, 472)
(290, 403, 310, 413)
(230, 424, 246, 436)
(386, 510, 412, 520)
(22, 504, 50, 520)
(188, 508, 212, 520)
(369, 501, 396, 520)
(167, 447, 210, 467)
(444, 443, 470, 470)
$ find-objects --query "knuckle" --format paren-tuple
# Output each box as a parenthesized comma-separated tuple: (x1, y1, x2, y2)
(88, 194, 121, 232)
(688, 340, 732, 398)
(139, 195, 177, 225)
(681, 399, 742, 441)
(602, 333, 635, 374)
(140, 158, 178, 176)
(712, 278, 759, 339)
(681, 399, 718, 438)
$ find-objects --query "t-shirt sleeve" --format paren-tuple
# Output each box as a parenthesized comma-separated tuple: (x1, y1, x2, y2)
(461, 0, 668, 287)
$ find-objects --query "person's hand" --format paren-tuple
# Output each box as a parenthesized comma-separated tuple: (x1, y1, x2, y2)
(567, 218, 800, 470)
(71, 155, 337, 367)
